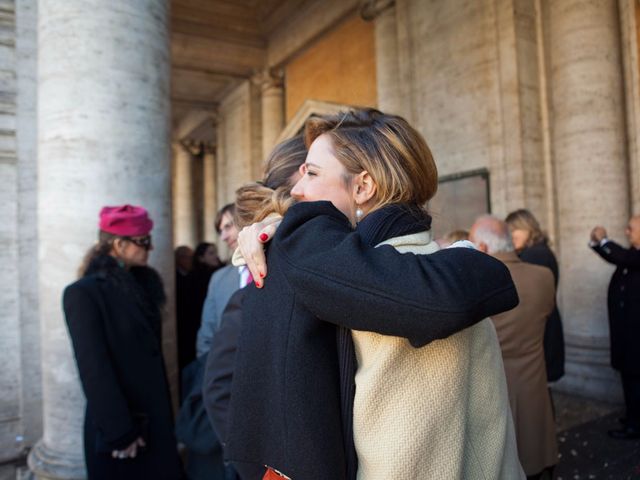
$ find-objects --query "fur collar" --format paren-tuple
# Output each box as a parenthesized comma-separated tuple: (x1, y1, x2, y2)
(84, 255, 166, 331)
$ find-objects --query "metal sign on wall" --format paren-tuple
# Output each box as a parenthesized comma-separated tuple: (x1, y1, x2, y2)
(428, 168, 491, 239)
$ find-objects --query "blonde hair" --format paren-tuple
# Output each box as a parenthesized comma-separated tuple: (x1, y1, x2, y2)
(442, 229, 469, 243)
(234, 184, 294, 229)
(304, 108, 438, 213)
(234, 135, 307, 228)
(505, 209, 547, 247)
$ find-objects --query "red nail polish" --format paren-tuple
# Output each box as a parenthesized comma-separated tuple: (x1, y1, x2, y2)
(255, 280, 262, 288)
(259, 272, 265, 278)
(259, 233, 268, 242)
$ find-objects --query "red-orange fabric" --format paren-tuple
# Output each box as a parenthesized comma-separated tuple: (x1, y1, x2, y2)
(262, 468, 283, 480)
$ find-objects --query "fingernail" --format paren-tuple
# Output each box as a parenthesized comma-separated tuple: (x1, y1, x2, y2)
(259, 233, 268, 242)
(255, 281, 262, 288)
(259, 272, 265, 278)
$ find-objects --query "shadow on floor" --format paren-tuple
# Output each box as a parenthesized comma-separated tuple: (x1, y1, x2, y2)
(552, 391, 640, 480)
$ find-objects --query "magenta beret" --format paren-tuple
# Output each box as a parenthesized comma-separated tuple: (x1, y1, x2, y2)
(99, 204, 153, 236)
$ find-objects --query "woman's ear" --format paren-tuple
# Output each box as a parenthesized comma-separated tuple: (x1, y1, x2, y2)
(353, 171, 376, 206)
(111, 238, 125, 257)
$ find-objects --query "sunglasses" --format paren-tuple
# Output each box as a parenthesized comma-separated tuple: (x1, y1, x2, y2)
(123, 235, 152, 250)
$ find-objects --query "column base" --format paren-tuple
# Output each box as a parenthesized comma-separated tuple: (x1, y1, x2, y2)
(27, 440, 85, 480)
(554, 333, 623, 402)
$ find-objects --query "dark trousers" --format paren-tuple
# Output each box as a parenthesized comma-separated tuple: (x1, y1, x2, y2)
(621, 371, 640, 428)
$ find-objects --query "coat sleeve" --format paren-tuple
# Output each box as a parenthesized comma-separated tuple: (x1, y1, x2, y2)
(63, 282, 138, 450)
(203, 289, 244, 445)
(592, 241, 640, 268)
(273, 202, 519, 348)
(197, 272, 220, 357)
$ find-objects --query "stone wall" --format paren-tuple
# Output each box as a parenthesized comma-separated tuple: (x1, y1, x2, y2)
(0, 0, 41, 464)
(284, 13, 377, 120)
(395, 0, 497, 177)
(380, 0, 631, 400)
(0, 0, 40, 462)
(15, 0, 40, 452)
(215, 80, 261, 258)
(0, 0, 23, 462)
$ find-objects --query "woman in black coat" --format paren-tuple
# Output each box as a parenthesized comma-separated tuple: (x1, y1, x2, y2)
(506, 208, 565, 382)
(63, 205, 183, 480)
(179, 242, 223, 374)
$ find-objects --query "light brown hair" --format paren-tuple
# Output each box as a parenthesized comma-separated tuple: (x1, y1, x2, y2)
(78, 230, 119, 277)
(304, 108, 438, 213)
(442, 229, 469, 243)
(234, 135, 307, 228)
(505, 208, 547, 247)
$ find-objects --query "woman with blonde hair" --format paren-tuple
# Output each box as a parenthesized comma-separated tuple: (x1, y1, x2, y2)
(224, 109, 523, 479)
(506, 208, 565, 383)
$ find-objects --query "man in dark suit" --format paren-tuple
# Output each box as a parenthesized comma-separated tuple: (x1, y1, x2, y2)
(591, 215, 640, 439)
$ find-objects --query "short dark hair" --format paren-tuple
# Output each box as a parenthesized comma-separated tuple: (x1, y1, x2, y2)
(215, 203, 235, 234)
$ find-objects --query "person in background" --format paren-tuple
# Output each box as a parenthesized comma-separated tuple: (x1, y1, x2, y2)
(175, 245, 194, 277)
(175, 244, 194, 390)
(178, 243, 223, 376)
(436, 228, 469, 248)
(470, 215, 558, 480)
(63, 205, 183, 479)
(590, 215, 640, 440)
(505, 209, 565, 384)
(196, 204, 242, 357)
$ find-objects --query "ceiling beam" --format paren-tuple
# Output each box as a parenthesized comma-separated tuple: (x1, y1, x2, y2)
(172, 32, 266, 77)
(172, 18, 266, 49)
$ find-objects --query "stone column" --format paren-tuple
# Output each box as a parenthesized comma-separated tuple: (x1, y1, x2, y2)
(548, 0, 629, 400)
(0, 0, 23, 463)
(202, 148, 217, 242)
(619, 0, 640, 214)
(28, 1, 171, 478)
(172, 142, 198, 247)
(256, 69, 284, 160)
(361, 0, 406, 116)
(16, 0, 42, 450)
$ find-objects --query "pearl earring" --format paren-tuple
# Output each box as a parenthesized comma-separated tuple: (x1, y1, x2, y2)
(355, 207, 364, 223)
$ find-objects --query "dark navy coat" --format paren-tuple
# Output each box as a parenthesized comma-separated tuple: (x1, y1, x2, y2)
(519, 241, 565, 381)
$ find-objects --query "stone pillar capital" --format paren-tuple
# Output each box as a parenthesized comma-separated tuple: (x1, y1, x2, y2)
(252, 68, 284, 93)
(360, 0, 395, 21)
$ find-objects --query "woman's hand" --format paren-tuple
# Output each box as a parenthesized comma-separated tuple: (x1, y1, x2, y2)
(111, 436, 146, 459)
(237, 217, 281, 287)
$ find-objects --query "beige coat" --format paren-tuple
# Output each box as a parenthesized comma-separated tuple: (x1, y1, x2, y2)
(352, 232, 524, 480)
(491, 251, 558, 476)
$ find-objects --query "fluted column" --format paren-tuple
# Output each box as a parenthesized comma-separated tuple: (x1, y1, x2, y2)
(29, 1, 171, 478)
(172, 142, 198, 247)
(549, 0, 628, 399)
(255, 69, 284, 160)
(202, 148, 217, 242)
(361, 0, 406, 116)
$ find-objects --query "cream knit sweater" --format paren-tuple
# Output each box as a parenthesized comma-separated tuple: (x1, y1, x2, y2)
(352, 231, 524, 480)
